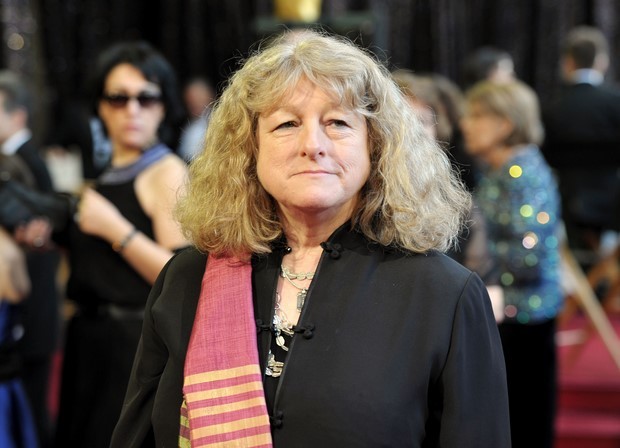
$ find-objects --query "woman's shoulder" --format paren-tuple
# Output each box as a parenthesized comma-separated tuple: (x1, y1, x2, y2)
(338, 227, 474, 284)
(148, 247, 206, 309)
(357, 240, 475, 287)
(151, 246, 205, 287)
(135, 152, 188, 213)
(511, 145, 550, 172)
(509, 146, 558, 190)
(403, 250, 474, 283)
(370, 250, 487, 317)
(147, 247, 206, 344)
(141, 153, 187, 184)
(164, 246, 207, 277)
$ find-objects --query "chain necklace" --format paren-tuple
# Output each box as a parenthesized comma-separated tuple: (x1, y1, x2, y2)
(280, 265, 315, 281)
(266, 292, 295, 378)
(273, 292, 295, 351)
(280, 265, 315, 311)
(266, 266, 316, 378)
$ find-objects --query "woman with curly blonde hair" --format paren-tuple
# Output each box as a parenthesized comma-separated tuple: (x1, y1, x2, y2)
(112, 30, 509, 448)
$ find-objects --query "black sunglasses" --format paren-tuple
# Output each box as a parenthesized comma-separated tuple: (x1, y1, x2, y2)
(101, 92, 162, 109)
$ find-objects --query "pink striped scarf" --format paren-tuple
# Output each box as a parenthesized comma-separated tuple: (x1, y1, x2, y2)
(179, 255, 273, 447)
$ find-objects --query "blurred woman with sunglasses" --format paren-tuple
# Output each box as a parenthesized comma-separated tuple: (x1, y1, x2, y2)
(53, 41, 188, 447)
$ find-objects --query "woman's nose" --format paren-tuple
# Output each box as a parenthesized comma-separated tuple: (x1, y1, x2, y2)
(300, 122, 326, 158)
(125, 97, 142, 115)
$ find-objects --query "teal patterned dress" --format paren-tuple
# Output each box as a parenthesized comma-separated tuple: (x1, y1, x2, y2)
(475, 145, 563, 324)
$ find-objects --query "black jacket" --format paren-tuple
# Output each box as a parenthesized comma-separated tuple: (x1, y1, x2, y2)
(542, 82, 620, 229)
(111, 226, 510, 447)
(543, 82, 620, 168)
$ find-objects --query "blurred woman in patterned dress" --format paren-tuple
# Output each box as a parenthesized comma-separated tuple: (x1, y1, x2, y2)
(461, 79, 563, 448)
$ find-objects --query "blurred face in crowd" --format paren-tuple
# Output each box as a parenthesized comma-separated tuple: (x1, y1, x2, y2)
(460, 100, 512, 162)
(184, 80, 214, 118)
(256, 78, 370, 224)
(0, 92, 25, 145)
(98, 63, 165, 153)
(406, 97, 437, 140)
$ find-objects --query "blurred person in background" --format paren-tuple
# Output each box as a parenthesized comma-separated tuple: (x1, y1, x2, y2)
(461, 79, 563, 448)
(0, 226, 38, 448)
(542, 25, 620, 265)
(0, 70, 60, 448)
(391, 69, 449, 141)
(0, 149, 39, 448)
(392, 69, 479, 192)
(177, 76, 215, 162)
(431, 73, 480, 191)
(52, 41, 188, 448)
(393, 69, 504, 322)
(462, 46, 516, 90)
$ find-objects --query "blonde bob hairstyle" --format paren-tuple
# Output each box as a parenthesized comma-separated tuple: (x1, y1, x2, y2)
(176, 30, 471, 257)
(465, 80, 544, 147)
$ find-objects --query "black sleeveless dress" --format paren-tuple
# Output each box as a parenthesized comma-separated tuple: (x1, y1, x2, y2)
(54, 145, 171, 448)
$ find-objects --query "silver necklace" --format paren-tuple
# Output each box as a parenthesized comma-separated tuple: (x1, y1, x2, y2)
(273, 292, 295, 351)
(266, 267, 316, 378)
(281, 265, 315, 280)
(265, 352, 284, 377)
(280, 265, 314, 311)
(266, 292, 295, 378)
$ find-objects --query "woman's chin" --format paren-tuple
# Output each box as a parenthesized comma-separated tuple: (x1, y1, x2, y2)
(281, 198, 356, 222)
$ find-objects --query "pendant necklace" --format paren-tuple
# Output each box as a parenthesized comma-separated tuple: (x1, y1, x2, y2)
(266, 292, 295, 377)
(273, 292, 295, 351)
(266, 265, 315, 378)
(280, 265, 315, 311)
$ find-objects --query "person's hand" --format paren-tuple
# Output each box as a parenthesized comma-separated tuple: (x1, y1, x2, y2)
(0, 227, 30, 303)
(75, 188, 126, 241)
(14, 217, 53, 251)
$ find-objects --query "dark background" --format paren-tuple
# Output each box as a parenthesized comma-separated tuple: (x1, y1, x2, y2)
(1, 0, 619, 145)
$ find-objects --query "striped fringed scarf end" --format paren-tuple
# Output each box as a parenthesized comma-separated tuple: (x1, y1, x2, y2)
(179, 399, 191, 447)
(180, 255, 273, 448)
(182, 364, 272, 447)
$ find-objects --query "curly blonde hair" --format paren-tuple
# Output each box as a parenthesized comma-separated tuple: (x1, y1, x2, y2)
(176, 30, 471, 257)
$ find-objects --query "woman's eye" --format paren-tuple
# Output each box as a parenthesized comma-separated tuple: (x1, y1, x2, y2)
(276, 121, 296, 129)
(331, 119, 349, 127)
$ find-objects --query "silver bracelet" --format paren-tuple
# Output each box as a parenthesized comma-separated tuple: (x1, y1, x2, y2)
(112, 227, 138, 253)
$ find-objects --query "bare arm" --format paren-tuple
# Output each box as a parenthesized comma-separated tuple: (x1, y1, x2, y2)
(77, 155, 189, 284)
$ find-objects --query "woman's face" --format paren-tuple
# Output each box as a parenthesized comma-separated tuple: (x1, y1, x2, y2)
(98, 63, 165, 151)
(406, 98, 437, 140)
(256, 78, 370, 223)
(460, 100, 511, 159)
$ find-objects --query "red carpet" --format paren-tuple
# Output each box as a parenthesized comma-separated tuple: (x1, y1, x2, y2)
(555, 314, 620, 448)
(47, 314, 620, 445)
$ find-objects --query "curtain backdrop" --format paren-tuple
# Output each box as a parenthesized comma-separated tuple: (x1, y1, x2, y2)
(1, 0, 618, 144)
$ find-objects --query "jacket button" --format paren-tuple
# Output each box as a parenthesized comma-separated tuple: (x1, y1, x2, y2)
(270, 411, 284, 428)
(299, 324, 314, 339)
(329, 250, 341, 259)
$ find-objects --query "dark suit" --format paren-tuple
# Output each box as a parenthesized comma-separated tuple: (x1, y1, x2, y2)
(111, 227, 510, 447)
(13, 138, 60, 448)
(542, 81, 620, 249)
